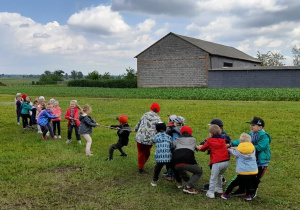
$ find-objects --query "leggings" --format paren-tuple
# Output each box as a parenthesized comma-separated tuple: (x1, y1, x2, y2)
(52, 121, 61, 136)
(21, 114, 32, 128)
(82, 134, 92, 155)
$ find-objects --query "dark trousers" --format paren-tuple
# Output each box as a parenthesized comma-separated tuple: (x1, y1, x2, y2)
(16, 110, 21, 123)
(235, 166, 268, 194)
(52, 121, 61, 136)
(225, 174, 256, 196)
(21, 114, 32, 128)
(67, 124, 81, 140)
(41, 122, 54, 138)
(153, 162, 172, 181)
(174, 163, 202, 188)
(109, 142, 126, 159)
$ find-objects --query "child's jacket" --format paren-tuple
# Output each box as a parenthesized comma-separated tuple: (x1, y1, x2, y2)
(153, 132, 173, 163)
(21, 102, 32, 114)
(172, 136, 197, 165)
(135, 111, 161, 145)
(200, 135, 230, 165)
(231, 130, 271, 166)
(65, 107, 80, 127)
(52, 107, 62, 121)
(110, 124, 132, 146)
(78, 114, 97, 135)
(167, 123, 181, 141)
(38, 110, 57, 126)
(228, 142, 258, 175)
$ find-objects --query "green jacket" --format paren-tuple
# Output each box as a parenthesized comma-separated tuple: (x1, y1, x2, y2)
(231, 130, 271, 165)
(21, 102, 33, 114)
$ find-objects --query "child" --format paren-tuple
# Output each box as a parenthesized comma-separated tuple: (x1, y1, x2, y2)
(31, 100, 38, 126)
(135, 102, 161, 174)
(49, 98, 55, 105)
(38, 103, 58, 140)
(78, 105, 99, 156)
(166, 115, 177, 140)
(52, 101, 62, 138)
(198, 124, 230, 198)
(230, 117, 271, 198)
(151, 122, 173, 186)
(221, 133, 258, 201)
(200, 118, 231, 191)
(172, 126, 202, 194)
(21, 96, 33, 130)
(65, 100, 82, 144)
(15, 93, 22, 125)
(105, 115, 132, 161)
(38, 96, 46, 110)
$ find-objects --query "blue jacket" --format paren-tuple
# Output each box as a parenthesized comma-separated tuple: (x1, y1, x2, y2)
(21, 102, 32, 114)
(228, 142, 258, 175)
(38, 110, 57, 126)
(152, 132, 172, 163)
(231, 130, 271, 166)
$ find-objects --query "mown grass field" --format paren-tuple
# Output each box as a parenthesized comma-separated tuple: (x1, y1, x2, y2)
(0, 87, 300, 210)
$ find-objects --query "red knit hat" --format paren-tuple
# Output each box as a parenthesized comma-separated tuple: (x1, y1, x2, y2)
(118, 115, 128, 124)
(150, 102, 160, 113)
(22, 94, 27, 99)
(180, 126, 192, 135)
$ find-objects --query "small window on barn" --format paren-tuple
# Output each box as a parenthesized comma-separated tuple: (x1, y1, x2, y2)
(223, 62, 233, 67)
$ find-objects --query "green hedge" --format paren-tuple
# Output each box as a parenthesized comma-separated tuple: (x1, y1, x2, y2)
(67, 79, 137, 88)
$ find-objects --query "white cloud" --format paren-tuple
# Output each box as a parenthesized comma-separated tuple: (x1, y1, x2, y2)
(67, 5, 130, 36)
(155, 23, 169, 36)
(137, 19, 155, 33)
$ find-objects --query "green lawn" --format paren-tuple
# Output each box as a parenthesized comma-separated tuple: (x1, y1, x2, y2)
(0, 94, 299, 209)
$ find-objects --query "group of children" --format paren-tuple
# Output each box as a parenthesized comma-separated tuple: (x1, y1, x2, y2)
(15, 97, 271, 201)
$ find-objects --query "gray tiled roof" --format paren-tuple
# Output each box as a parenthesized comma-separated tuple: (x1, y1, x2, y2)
(173, 33, 260, 63)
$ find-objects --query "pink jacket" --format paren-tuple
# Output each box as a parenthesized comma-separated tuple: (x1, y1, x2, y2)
(52, 107, 62, 121)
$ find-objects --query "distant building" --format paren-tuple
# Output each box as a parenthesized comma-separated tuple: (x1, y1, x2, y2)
(135, 32, 260, 88)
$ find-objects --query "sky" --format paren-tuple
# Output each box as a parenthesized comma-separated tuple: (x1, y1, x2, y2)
(1, 0, 300, 75)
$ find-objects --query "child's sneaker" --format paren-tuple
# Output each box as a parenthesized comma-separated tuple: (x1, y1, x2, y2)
(206, 191, 215, 198)
(46, 132, 50, 136)
(120, 154, 127, 157)
(201, 183, 209, 191)
(54, 135, 57, 138)
(244, 195, 252, 201)
(42, 136, 47, 141)
(66, 139, 72, 144)
(17, 122, 20, 125)
(183, 187, 198, 194)
(151, 181, 157, 187)
(37, 131, 42, 134)
(176, 182, 183, 189)
(51, 137, 57, 140)
(221, 193, 228, 200)
(78, 140, 82, 144)
(105, 158, 112, 161)
(58, 135, 61, 139)
(86, 153, 93, 156)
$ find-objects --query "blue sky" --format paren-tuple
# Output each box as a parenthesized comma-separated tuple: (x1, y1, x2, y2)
(1, 0, 300, 75)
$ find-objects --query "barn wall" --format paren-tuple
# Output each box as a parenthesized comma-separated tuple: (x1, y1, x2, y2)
(210, 55, 260, 69)
(137, 34, 209, 88)
(208, 69, 300, 88)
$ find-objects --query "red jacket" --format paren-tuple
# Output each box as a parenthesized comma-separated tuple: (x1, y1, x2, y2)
(200, 135, 230, 165)
(65, 107, 80, 127)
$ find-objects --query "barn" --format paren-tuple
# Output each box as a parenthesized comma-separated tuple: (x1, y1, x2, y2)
(135, 32, 261, 88)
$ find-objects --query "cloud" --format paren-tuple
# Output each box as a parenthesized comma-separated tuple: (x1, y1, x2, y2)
(137, 19, 155, 33)
(67, 5, 130, 36)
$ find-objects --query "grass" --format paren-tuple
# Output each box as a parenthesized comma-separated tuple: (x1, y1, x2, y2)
(0, 93, 300, 209)
(1, 85, 300, 101)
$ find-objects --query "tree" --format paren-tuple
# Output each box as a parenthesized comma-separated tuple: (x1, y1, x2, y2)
(124, 67, 136, 80)
(257, 51, 285, 66)
(292, 45, 300, 66)
(71, 70, 77, 79)
(102, 72, 111, 80)
(77, 71, 84, 79)
(39, 70, 64, 83)
(54, 70, 64, 77)
(44, 70, 51, 75)
(64, 73, 69, 79)
(86, 71, 100, 80)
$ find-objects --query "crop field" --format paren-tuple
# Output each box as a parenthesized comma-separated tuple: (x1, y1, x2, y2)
(0, 84, 300, 209)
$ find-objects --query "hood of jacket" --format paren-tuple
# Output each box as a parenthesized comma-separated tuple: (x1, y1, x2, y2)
(237, 142, 255, 155)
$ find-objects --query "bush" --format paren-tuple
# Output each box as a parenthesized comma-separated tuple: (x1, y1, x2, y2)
(67, 78, 137, 88)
